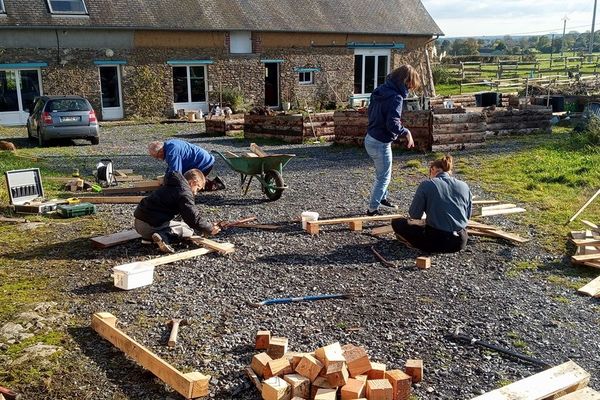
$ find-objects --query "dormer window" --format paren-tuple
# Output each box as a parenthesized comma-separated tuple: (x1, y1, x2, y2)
(46, 0, 88, 14)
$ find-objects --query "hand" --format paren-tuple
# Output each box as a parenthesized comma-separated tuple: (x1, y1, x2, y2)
(405, 130, 415, 149)
(210, 224, 221, 235)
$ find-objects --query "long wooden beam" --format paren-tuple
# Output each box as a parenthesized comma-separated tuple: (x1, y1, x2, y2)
(306, 214, 404, 235)
(471, 360, 590, 400)
(578, 276, 600, 297)
(572, 253, 600, 262)
(479, 207, 526, 217)
(79, 196, 145, 204)
(91, 312, 210, 399)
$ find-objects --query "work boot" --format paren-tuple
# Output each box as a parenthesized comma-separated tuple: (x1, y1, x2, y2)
(367, 209, 383, 216)
(380, 198, 398, 209)
(152, 233, 175, 254)
(212, 176, 226, 191)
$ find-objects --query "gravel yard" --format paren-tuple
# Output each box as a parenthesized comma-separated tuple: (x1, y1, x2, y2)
(1, 123, 599, 399)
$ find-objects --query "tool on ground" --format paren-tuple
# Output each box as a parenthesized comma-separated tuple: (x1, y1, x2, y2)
(217, 216, 257, 229)
(0, 385, 17, 400)
(5, 168, 61, 214)
(166, 318, 188, 347)
(247, 293, 352, 308)
(95, 159, 115, 187)
(370, 246, 396, 268)
(447, 330, 551, 368)
(566, 188, 600, 225)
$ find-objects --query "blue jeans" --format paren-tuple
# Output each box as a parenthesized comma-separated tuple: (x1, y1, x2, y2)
(364, 133, 392, 211)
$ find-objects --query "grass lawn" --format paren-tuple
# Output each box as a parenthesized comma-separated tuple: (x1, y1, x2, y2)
(456, 126, 600, 251)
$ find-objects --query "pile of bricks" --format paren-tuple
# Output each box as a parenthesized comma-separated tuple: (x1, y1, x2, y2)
(248, 330, 423, 400)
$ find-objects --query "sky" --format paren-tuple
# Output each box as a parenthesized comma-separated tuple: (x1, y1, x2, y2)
(421, 0, 597, 38)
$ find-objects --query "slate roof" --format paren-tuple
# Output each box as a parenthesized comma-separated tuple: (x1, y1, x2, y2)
(0, 0, 443, 36)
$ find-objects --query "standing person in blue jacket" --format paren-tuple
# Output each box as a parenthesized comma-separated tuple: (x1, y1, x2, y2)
(148, 139, 225, 191)
(391, 155, 472, 253)
(364, 64, 421, 216)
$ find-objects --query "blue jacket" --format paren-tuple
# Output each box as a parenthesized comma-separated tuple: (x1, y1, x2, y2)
(408, 172, 472, 233)
(366, 77, 409, 143)
(163, 139, 215, 175)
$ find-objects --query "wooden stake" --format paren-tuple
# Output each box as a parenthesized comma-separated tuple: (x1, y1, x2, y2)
(91, 312, 210, 398)
(567, 188, 600, 224)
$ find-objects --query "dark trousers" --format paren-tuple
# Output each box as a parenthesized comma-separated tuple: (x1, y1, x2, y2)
(391, 218, 468, 253)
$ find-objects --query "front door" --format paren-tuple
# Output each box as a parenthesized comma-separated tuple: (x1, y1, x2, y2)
(0, 69, 42, 126)
(264, 63, 280, 107)
(99, 66, 123, 120)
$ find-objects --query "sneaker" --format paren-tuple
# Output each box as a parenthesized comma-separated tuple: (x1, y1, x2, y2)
(380, 198, 398, 209)
(152, 233, 175, 254)
(213, 176, 226, 191)
(367, 209, 383, 216)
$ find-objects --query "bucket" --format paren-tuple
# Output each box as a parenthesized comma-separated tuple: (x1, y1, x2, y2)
(113, 262, 155, 290)
(301, 211, 319, 230)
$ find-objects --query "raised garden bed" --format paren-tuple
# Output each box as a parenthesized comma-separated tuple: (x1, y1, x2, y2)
(244, 112, 335, 143)
(205, 114, 245, 136)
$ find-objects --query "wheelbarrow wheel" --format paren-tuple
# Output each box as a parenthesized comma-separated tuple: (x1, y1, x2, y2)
(263, 169, 284, 201)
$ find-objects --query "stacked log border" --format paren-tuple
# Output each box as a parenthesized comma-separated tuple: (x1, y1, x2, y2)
(430, 94, 478, 108)
(205, 114, 245, 136)
(333, 110, 433, 152)
(432, 111, 486, 152)
(244, 112, 335, 144)
(483, 108, 552, 136)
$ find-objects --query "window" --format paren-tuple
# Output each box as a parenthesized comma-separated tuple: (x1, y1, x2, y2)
(230, 31, 252, 54)
(298, 71, 313, 85)
(354, 49, 390, 95)
(46, 0, 88, 14)
(0, 0, 5, 13)
(172, 66, 207, 103)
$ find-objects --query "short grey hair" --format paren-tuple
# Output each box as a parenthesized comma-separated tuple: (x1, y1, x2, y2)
(148, 141, 164, 157)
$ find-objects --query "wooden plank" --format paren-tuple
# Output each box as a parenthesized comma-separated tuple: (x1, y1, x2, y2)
(189, 237, 235, 254)
(480, 207, 526, 217)
(0, 216, 27, 223)
(250, 143, 268, 157)
(577, 276, 600, 297)
(371, 225, 394, 236)
(309, 214, 405, 226)
(132, 180, 162, 188)
(480, 204, 517, 211)
(79, 196, 145, 204)
(144, 248, 214, 267)
(91, 230, 142, 248)
(114, 175, 144, 182)
(471, 360, 590, 400)
(91, 312, 210, 399)
(472, 200, 500, 205)
(467, 228, 529, 244)
(581, 220, 599, 230)
(572, 239, 600, 246)
(115, 169, 134, 175)
(572, 253, 600, 262)
(558, 387, 600, 399)
(235, 223, 280, 230)
(245, 366, 262, 392)
(224, 151, 239, 158)
(102, 185, 159, 195)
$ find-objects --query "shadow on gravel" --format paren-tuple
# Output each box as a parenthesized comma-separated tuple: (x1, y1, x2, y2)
(68, 326, 173, 398)
(71, 281, 122, 295)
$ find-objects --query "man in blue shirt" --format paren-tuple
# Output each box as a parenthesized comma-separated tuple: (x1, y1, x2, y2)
(392, 155, 472, 253)
(148, 139, 225, 191)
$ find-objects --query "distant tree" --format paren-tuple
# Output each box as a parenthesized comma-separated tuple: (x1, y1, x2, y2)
(494, 40, 507, 51)
(536, 35, 552, 53)
(510, 46, 522, 55)
(440, 39, 452, 54)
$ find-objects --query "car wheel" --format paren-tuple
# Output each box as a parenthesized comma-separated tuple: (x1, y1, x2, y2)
(27, 123, 34, 142)
(37, 130, 46, 147)
(90, 137, 99, 145)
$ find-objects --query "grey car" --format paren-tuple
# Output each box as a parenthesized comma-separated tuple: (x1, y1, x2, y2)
(27, 95, 100, 146)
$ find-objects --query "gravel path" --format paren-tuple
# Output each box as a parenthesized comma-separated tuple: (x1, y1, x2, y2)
(3, 124, 599, 399)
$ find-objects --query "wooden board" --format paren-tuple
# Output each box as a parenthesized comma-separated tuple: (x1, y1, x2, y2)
(250, 143, 268, 157)
(115, 169, 134, 175)
(189, 237, 235, 254)
(472, 200, 500, 205)
(470, 360, 590, 400)
(144, 247, 214, 267)
(572, 253, 600, 262)
(0, 216, 27, 223)
(235, 223, 280, 230)
(91, 312, 210, 399)
(467, 228, 530, 244)
(306, 214, 404, 235)
(114, 175, 144, 182)
(91, 230, 142, 248)
(558, 387, 600, 399)
(79, 196, 145, 204)
(480, 204, 516, 211)
(572, 239, 600, 246)
(245, 366, 262, 392)
(581, 220, 599, 230)
(479, 207, 526, 217)
(102, 184, 159, 195)
(578, 276, 600, 297)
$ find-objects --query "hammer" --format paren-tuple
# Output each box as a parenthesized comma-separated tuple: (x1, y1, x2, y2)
(166, 318, 188, 347)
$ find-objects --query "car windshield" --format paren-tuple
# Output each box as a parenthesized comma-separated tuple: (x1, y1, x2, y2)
(45, 99, 90, 112)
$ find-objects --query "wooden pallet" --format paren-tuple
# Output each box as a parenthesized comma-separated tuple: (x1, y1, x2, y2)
(305, 214, 405, 235)
(92, 312, 210, 399)
(471, 360, 591, 399)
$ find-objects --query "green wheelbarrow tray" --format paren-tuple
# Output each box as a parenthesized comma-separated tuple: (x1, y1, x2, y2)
(213, 151, 296, 201)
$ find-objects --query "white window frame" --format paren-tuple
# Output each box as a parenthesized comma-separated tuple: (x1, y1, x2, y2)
(230, 31, 252, 54)
(172, 65, 209, 113)
(298, 71, 314, 85)
(0, 0, 5, 14)
(46, 0, 88, 15)
(354, 48, 390, 95)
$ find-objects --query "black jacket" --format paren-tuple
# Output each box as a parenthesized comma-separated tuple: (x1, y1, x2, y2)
(134, 172, 212, 234)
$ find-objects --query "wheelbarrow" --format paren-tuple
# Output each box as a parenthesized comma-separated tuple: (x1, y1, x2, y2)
(213, 151, 295, 201)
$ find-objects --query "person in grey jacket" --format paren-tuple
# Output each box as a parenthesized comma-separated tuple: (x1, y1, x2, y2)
(391, 155, 472, 253)
(134, 169, 220, 253)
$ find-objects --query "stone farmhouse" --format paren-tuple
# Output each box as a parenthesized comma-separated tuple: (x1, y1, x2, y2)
(0, 0, 442, 124)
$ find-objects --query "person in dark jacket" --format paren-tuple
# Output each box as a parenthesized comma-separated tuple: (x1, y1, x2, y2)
(134, 169, 220, 253)
(391, 155, 472, 253)
(148, 138, 225, 191)
(364, 65, 421, 216)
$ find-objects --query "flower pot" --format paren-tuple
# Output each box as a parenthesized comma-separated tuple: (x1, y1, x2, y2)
(282, 102, 291, 111)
